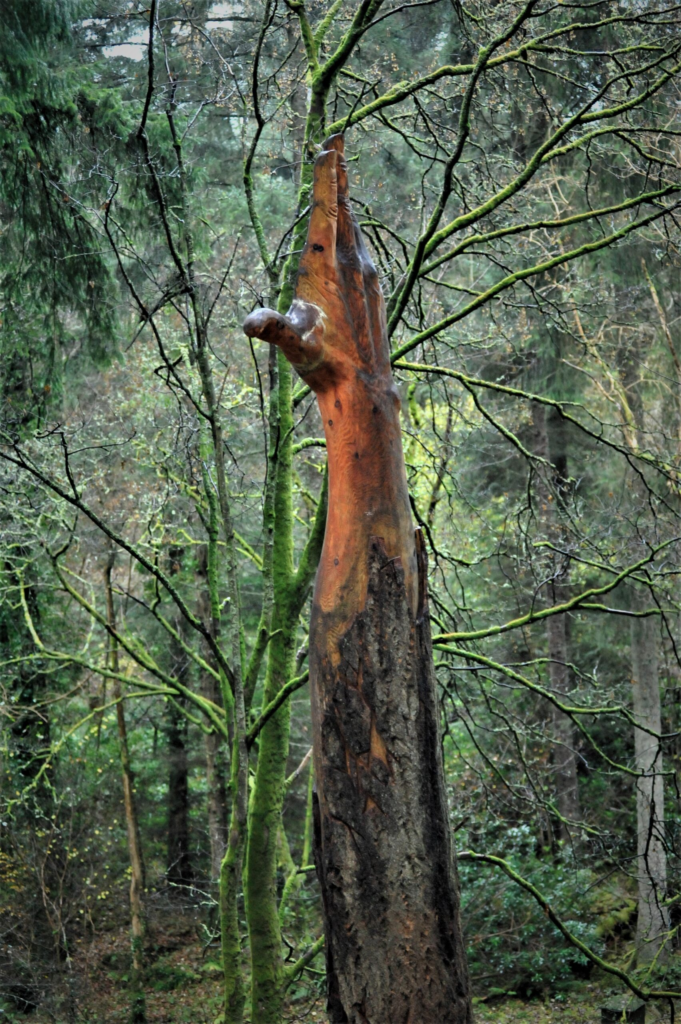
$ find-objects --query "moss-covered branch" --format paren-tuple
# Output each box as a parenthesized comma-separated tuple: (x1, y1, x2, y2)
(459, 852, 678, 1001)
(0, 440, 234, 684)
(393, 360, 679, 480)
(390, 198, 681, 359)
(246, 671, 309, 749)
(437, 644, 674, 772)
(282, 936, 325, 987)
(432, 539, 676, 643)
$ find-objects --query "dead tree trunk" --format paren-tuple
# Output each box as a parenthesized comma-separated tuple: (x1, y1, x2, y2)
(311, 533, 470, 1023)
(244, 135, 471, 1024)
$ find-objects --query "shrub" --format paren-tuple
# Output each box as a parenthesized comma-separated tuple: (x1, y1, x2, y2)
(459, 826, 604, 998)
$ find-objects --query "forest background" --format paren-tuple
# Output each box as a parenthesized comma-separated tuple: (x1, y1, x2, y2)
(2, 0, 681, 1022)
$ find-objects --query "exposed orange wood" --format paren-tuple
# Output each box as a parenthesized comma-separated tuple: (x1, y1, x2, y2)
(244, 134, 417, 637)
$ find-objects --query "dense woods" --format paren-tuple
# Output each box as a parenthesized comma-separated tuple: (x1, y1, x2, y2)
(2, 1, 681, 1022)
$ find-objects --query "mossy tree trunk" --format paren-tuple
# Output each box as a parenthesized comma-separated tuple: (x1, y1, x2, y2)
(242, 341, 326, 1024)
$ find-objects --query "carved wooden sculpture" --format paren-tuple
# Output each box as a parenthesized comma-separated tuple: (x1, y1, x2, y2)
(244, 135, 472, 1024)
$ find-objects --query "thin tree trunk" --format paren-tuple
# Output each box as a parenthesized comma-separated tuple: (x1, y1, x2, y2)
(204, 716, 227, 882)
(166, 696, 192, 890)
(245, 134, 472, 1024)
(244, 591, 297, 1022)
(533, 403, 580, 840)
(546, 583, 580, 835)
(285, 21, 306, 189)
(165, 547, 193, 891)
(241, 89, 328, 1024)
(194, 342, 248, 1024)
(104, 555, 146, 1023)
(616, 325, 669, 965)
(197, 546, 228, 884)
(162, 63, 248, 1014)
(546, 403, 580, 839)
(630, 600, 669, 963)
(198, 443, 246, 1024)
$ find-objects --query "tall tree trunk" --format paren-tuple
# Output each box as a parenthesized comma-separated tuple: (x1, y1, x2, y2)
(166, 546, 193, 891)
(166, 696, 192, 890)
(240, 72, 327, 1024)
(104, 555, 146, 1023)
(616, 324, 669, 965)
(204, 706, 228, 883)
(544, 407, 580, 838)
(533, 404, 580, 841)
(546, 583, 580, 836)
(9, 566, 63, 982)
(245, 623, 297, 1022)
(245, 134, 471, 1024)
(630, 598, 669, 963)
(197, 547, 228, 884)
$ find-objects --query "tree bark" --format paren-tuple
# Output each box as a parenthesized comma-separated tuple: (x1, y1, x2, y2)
(630, 602, 669, 963)
(197, 547, 228, 883)
(104, 556, 146, 1023)
(617, 335, 669, 965)
(166, 696, 192, 890)
(532, 403, 580, 840)
(204, 710, 228, 882)
(546, 586, 580, 835)
(244, 134, 471, 1024)
(165, 547, 193, 891)
(312, 532, 470, 1023)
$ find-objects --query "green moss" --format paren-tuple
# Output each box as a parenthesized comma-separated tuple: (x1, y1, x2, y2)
(594, 893, 637, 941)
(221, 737, 246, 1024)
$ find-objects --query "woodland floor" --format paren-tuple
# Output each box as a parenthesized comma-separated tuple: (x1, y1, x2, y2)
(16, 912, 677, 1024)
(474, 995, 675, 1024)
(18, 906, 328, 1024)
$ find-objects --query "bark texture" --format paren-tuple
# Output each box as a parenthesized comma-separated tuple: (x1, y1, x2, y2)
(631, 607, 669, 963)
(166, 551, 193, 890)
(312, 532, 471, 1024)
